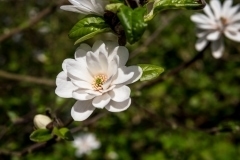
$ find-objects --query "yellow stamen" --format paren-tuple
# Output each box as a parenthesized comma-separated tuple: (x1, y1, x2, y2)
(92, 74, 107, 91)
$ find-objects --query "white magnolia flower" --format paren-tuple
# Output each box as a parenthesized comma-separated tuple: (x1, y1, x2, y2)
(191, 0, 240, 58)
(60, 0, 108, 16)
(72, 133, 100, 157)
(55, 40, 142, 121)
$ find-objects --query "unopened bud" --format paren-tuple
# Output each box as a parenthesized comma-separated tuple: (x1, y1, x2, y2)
(33, 114, 52, 129)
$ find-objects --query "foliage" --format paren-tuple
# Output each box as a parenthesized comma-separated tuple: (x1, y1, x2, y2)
(139, 64, 164, 81)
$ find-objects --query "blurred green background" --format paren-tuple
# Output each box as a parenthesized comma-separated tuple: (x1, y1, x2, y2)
(1, 0, 240, 159)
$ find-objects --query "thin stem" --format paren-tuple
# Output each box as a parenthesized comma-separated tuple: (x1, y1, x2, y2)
(0, 112, 107, 157)
(137, 43, 210, 90)
(0, 0, 68, 43)
(0, 70, 55, 86)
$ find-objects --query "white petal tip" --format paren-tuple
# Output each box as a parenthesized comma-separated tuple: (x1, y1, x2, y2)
(71, 101, 95, 121)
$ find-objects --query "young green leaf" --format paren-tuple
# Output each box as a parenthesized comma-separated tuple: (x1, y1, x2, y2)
(29, 129, 53, 142)
(154, 0, 206, 10)
(105, 3, 124, 13)
(139, 64, 164, 81)
(52, 127, 62, 137)
(52, 127, 74, 141)
(68, 16, 110, 44)
(59, 128, 74, 141)
(145, 0, 206, 21)
(74, 29, 110, 45)
(117, 6, 147, 44)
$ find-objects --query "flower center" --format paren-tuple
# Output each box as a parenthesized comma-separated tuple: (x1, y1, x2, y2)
(217, 17, 228, 31)
(92, 74, 107, 91)
(220, 17, 228, 26)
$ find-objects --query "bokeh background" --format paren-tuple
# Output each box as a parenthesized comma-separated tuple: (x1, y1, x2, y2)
(1, 0, 240, 159)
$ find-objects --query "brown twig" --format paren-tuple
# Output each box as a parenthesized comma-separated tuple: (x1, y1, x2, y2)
(137, 43, 210, 90)
(0, 0, 68, 43)
(0, 112, 107, 157)
(71, 112, 108, 134)
(0, 70, 55, 86)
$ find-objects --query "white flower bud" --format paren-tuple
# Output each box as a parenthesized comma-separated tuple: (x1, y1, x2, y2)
(33, 114, 52, 129)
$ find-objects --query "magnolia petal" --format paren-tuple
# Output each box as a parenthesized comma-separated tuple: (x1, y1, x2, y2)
(79, 43, 92, 51)
(227, 4, 240, 19)
(206, 31, 221, 41)
(69, 0, 84, 6)
(60, 6, 85, 14)
(66, 60, 93, 82)
(73, 89, 95, 101)
(102, 76, 113, 90)
(222, 0, 232, 16)
(62, 58, 75, 73)
(191, 14, 212, 24)
(112, 66, 142, 85)
(105, 98, 131, 112)
(85, 90, 103, 96)
(61, 0, 104, 16)
(56, 71, 68, 86)
(92, 93, 111, 109)
(68, 6, 94, 15)
(197, 24, 216, 30)
(195, 37, 208, 51)
(92, 40, 108, 56)
(71, 79, 92, 89)
(229, 12, 240, 23)
(75, 47, 87, 64)
(71, 100, 95, 121)
(101, 84, 116, 93)
(224, 29, 240, 42)
(116, 46, 129, 66)
(196, 29, 209, 38)
(107, 44, 118, 61)
(55, 71, 78, 98)
(109, 85, 130, 102)
(72, 0, 98, 10)
(55, 83, 75, 98)
(225, 24, 240, 32)
(210, 0, 221, 19)
(107, 57, 118, 78)
(86, 51, 103, 76)
(98, 52, 108, 73)
(211, 38, 224, 59)
(105, 41, 118, 57)
(203, 5, 215, 21)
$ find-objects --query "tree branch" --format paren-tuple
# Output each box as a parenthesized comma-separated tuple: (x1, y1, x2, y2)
(0, 0, 68, 43)
(137, 43, 210, 90)
(0, 70, 55, 86)
(0, 112, 107, 157)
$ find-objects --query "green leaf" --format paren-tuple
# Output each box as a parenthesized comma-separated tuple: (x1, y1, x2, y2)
(139, 64, 164, 81)
(30, 129, 53, 142)
(105, 3, 124, 13)
(52, 127, 62, 137)
(154, 0, 206, 10)
(53, 127, 74, 141)
(68, 16, 110, 44)
(117, 6, 147, 44)
(7, 111, 19, 123)
(145, 0, 206, 21)
(59, 128, 74, 141)
(74, 29, 110, 45)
